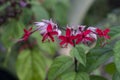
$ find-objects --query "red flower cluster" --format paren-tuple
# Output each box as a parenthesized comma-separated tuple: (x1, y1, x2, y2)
(96, 28, 110, 39)
(19, 19, 110, 47)
(59, 26, 110, 47)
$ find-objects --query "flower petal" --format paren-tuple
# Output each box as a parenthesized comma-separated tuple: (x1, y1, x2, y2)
(50, 31, 58, 35)
(42, 34, 48, 42)
(85, 37, 94, 42)
(49, 34, 54, 42)
(29, 27, 32, 31)
(24, 29, 28, 33)
(76, 38, 82, 44)
(69, 40, 74, 46)
(47, 23, 53, 32)
(59, 36, 66, 40)
(60, 40, 66, 46)
(66, 28, 71, 37)
(103, 28, 110, 34)
(83, 30, 91, 36)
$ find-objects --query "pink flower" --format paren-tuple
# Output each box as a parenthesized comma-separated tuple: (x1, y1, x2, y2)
(75, 30, 94, 44)
(42, 23, 58, 42)
(22, 27, 32, 41)
(87, 27, 97, 40)
(96, 28, 110, 39)
(59, 27, 76, 47)
(34, 19, 59, 35)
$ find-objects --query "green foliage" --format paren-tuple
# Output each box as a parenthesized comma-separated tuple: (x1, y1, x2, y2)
(90, 75, 107, 80)
(114, 41, 120, 75)
(86, 47, 113, 72)
(32, 4, 49, 21)
(53, 1, 69, 26)
(61, 72, 89, 80)
(32, 32, 58, 55)
(1, 0, 120, 80)
(42, 0, 70, 26)
(1, 20, 25, 47)
(48, 56, 73, 80)
(105, 63, 116, 75)
(16, 49, 46, 80)
(20, 8, 33, 25)
(112, 72, 120, 80)
(70, 44, 88, 67)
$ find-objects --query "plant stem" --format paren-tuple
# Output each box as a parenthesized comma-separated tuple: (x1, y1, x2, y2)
(73, 40, 78, 72)
(74, 57, 78, 72)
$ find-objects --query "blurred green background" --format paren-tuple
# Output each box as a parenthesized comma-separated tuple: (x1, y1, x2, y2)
(0, 0, 120, 80)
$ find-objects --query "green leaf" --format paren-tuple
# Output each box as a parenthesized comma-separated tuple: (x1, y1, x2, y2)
(109, 26, 120, 37)
(70, 45, 87, 66)
(48, 56, 73, 80)
(105, 63, 116, 75)
(61, 72, 76, 80)
(42, 0, 57, 9)
(86, 47, 113, 72)
(112, 72, 120, 80)
(114, 41, 120, 74)
(61, 72, 89, 80)
(90, 75, 107, 80)
(16, 49, 46, 80)
(32, 4, 49, 21)
(32, 32, 58, 55)
(20, 8, 33, 25)
(76, 72, 89, 80)
(1, 20, 24, 47)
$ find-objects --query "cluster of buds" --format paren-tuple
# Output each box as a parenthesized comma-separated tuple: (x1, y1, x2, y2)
(0, 0, 31, 25)
(19, 19, 110, 47)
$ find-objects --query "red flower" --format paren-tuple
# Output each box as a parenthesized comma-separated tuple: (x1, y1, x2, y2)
(42, 23, 58, 42)
(22, 27, 32, 41)
(59, 27, 75, 47)
(96, 28, 110, 39)
(75, 30, 94, 44)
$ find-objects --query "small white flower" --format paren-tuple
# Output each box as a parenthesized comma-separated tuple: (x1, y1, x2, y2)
(78, 25, 86, 31)
(34, 19, 62, 38)
(57, 30, 62, 36)
(87, 27, 97, 40)
(75, 25, 86, 35)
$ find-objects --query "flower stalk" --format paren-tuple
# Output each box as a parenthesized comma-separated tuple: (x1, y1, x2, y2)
(73, 40, 78, 72)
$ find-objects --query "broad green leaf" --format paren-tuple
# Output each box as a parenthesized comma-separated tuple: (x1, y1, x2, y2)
(16, 49, 46, 80)
(112, 72, 120, 80)
(114, 41, 120, 74)
(76, 72, 89, 80)
(61, 72, 89, 80)
(1, 20, 24, 47)
(105, 63, 116, 75)
(70, 45, 87, 66)
(32, 32, 58, 55)
(48, 56, 73, 80)
(90, 75, 107, 80)
(109, 26, 120, 37)
(61, 72, 76, 80)
(32, 4, 49, 21)
(86, 46, 113, 72)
